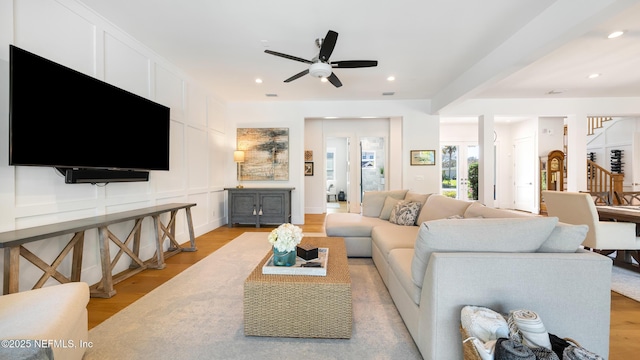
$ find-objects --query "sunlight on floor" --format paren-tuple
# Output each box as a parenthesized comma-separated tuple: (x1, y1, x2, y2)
(327, 201, 348, 214)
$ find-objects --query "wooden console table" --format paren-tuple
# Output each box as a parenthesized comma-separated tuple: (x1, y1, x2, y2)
(225, 187, 294, 228)
(0, 203, 196, 298)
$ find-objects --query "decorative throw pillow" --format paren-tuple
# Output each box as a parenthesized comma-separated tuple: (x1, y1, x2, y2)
(389, 201, 422, 226)
(379, 196, 400, 220)
(362, 190, 408, 217)
(537, 223, 588, 253)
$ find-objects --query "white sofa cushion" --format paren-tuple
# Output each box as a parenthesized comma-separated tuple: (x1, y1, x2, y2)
(537, 223, 588, 253)
(416, 194, 473, 224)
(379, 196, 400, 220)
(371, 225, 419, 259)
(362, 190, 409, 217)
(463, 202, 536, 218)
(388, 248, 422, 305)
(411, 217, 559, 288)
(325, 213, 389, 237)
(405, 192, 432, 225)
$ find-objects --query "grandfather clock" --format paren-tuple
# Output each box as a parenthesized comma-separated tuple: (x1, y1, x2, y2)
(547, 150, 565, 191)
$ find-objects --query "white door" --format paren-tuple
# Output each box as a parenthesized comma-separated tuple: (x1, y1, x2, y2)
(514, 137, 535, 212)
(441, 144, 478, 201)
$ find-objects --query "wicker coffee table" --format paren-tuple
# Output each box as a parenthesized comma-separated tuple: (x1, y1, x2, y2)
(244, 237, 352, 339)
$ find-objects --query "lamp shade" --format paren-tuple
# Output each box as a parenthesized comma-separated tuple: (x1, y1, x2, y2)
(233, 150, 245, 163)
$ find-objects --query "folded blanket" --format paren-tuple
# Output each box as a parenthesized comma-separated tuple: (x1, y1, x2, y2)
(495, 338, 535, 360)
(563, 345, 605, 360)
(507, 309, 552, 350)
(461, 306, 510, 360)
(461, 305, 510, 342)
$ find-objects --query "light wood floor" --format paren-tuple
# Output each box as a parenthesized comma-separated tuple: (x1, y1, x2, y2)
(87, 213, 639, 359)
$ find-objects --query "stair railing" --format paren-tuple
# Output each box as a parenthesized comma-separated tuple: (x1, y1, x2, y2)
(587, 160, 624, 203)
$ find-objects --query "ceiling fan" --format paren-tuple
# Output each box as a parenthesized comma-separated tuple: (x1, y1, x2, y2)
(264, 30, 378, 88)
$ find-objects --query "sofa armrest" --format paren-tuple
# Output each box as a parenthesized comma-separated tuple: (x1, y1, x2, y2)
(417, 251, 611, 360)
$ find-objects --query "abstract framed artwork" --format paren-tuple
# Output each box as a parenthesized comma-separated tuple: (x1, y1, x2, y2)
(410, 150, 436, 166)
(237, 128, 289, 180)
(304, 162, 314, 176)
(304, 150, 313, 161)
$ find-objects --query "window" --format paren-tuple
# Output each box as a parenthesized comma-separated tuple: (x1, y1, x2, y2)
(361, 151, 375, 168)
(326, 149, 335, 180)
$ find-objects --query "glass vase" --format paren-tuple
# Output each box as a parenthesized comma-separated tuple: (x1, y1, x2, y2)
(272, 247, 296, 266)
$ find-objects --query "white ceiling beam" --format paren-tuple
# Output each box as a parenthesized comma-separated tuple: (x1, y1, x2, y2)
(430, 0, 640, 114)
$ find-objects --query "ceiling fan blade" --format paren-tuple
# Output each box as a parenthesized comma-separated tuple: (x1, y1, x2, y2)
(319, 30, 338, 62)
(331, 60, 378, 68)
(327, 73, 342, 88)
(264, 50, 313, 64)
(284, 69, 309, 83)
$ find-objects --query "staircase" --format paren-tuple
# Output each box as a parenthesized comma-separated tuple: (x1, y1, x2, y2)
(587, 160, 624, 202)
(587, 116, 613, 135)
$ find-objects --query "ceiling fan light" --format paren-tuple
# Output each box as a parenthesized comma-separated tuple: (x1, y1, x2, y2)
(309, 62, 332, 78)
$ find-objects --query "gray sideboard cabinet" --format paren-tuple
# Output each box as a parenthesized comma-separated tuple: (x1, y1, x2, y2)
(224, 187, 294, 228)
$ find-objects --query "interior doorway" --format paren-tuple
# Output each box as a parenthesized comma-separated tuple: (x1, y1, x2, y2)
(359, 137, 386, 202)
(326, 137, 349, 213)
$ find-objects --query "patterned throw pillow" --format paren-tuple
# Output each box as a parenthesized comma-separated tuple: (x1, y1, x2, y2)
(389, 201, 422, 226)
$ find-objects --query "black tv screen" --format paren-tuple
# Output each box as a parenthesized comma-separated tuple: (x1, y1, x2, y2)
(9, 45, 170, 173)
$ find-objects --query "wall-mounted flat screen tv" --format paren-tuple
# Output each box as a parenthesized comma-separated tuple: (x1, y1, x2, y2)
(9, 45, 170, 183)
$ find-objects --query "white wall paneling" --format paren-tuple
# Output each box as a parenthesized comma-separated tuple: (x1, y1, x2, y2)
(103, 33, 149, 97)
(0, 0, 228, 291)
(155, 65, 185, 121)
(186, 126, 209, 191)
(186, 84, 208, 128)
(209, 131, 226, 189)
(14, 0, 96, 76)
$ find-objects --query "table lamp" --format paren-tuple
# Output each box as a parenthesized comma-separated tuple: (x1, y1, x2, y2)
(234, 150, 245, 188)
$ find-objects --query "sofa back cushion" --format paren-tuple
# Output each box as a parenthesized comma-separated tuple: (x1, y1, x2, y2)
(379, 196, 401, 220)
(416, 194, 473, 225)
(404, 191, 432, 225)
(411, 217, 559, 288)
(463, 202, 536, 218)
(362, 190, 408, 217)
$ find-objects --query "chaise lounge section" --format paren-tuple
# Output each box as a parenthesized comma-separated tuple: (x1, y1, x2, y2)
(325, 190, 612, 359)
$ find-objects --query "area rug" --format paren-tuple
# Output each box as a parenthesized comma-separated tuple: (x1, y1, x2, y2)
(86, 233, 421, 359)
(611, 265, 640, 302)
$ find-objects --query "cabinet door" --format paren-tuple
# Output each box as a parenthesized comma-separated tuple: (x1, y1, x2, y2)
(230, 192, 258, 224)
(258, 192, 287, 225)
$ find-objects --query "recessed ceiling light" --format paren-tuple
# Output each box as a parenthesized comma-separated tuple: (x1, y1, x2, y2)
(387, 76, 395, 81)
(588, 73, 601, 79)
(607, 31, 624, 39)
(255, 78, 263, 84)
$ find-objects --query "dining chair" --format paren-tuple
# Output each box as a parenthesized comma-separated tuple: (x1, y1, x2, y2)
(614, 191, 640, 206)
(542, 191, 640, 257)
(580, 191, 613, 206)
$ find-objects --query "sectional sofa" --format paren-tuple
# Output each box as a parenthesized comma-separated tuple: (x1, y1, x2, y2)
(325, 190, 612, 360)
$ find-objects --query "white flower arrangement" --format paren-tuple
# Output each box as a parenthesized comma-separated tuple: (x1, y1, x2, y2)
(268, 223, 303, 252)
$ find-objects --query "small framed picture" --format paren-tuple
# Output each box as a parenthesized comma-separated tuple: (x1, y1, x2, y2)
(410, 150, 435, 166)
(304, 162, 314, 176)
(304, 150, 313, 161)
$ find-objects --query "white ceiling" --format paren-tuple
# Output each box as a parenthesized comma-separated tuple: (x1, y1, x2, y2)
(77, 0, 640, 112)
